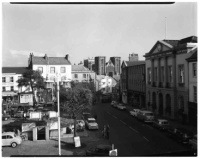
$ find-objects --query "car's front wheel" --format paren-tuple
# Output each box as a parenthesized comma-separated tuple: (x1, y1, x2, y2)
(11, 142, 17, 148)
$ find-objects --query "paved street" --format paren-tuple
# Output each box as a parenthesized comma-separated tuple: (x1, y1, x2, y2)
(92, 102, 194, 156)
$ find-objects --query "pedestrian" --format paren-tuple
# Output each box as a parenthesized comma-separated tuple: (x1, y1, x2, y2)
(106, 125, 110, 139)
(102, 125, 107, 138)
(23, 111, 27, 120)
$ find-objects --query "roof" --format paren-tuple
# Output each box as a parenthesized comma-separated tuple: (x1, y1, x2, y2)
(178, 36, 197, 44)
(186, 47, 197, 62)
(113, 75, 120, 82)
(124, 61, 145, 67)
(2, 132, 15, 135)
(163, 40, 179, 47)
(2, 67, 29, 74)
(32, 56, 71, 65)
(72, 65, 90, 72)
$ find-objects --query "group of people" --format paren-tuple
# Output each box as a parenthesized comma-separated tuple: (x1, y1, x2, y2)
(102, 125, 110, 139)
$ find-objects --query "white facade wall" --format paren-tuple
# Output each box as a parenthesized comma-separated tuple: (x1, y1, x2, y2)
(33, 64, 72, 81)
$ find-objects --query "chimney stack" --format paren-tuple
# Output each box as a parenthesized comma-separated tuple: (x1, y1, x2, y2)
(65, 54, 69, 61)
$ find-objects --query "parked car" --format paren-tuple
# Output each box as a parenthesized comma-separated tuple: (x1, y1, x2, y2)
(2, 132, 22, 148)
(112, 102, 118, 108)
(116, 103, 126, 110)
(14, 111, 24, 118)
(86, 144, 112, 156)
(2, 114, 11, 121)
(85, 118, 99, 130)
(189, 134, 197, 150)
(82, 112, 91, 121)
(130, 109, 141, 117)
(137, 110, 154, 122)
(167, 127, 194, 144)
(26, 108, 35, 117)
(152, 119, 171, 131)
(111, 101, 117, 106)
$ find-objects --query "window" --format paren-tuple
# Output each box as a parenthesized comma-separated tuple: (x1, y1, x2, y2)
(74, 74, 78, 78)
(193, 63, 197, 77)
(50, 67, 55, 73)
(2, 87, 6, 91)
(10, 77, 14, 82)
(154, 67, 158, 82)
(38, 67, 43, 73)
(2, 136, 6, 139)
(161, 67, 164, 82)
(178, 65, 184, 83)
(168, 66, 173, 83)
(194, 86, 197, 103)
(61, 67, 66, 73)
(147, 68, 151, 83)
(11, 86, 14, 91)
(7, 135, 13, 139)
(2, 77, 6, 83)
(101, 59, 104, 65)
(83, 74, 86, 78)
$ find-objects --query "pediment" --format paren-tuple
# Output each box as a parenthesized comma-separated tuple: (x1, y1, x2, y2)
(149, 40, 173, 55)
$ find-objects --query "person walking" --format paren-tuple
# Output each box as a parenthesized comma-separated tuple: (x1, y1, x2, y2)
(102, 125, 107, 138)
(106, 125, 110, 139)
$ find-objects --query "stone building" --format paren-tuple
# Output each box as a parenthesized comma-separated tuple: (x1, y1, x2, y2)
(144, 36, 197, 122)
(94, 56, 106, 75)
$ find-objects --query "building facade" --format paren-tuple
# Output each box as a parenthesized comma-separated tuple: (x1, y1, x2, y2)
(110, 57, 121, 75)
(186, 47, 197, 125)
(144, 36, 197, 122)
(94, 56, 106, 75)
(2, 67, 29, 103)
(72, 65, 96, 83)
(121, 61, 145, 106)
(105, 59, 115, 77)
(84, 57, 95, 71)
(129, 53, 139, 61)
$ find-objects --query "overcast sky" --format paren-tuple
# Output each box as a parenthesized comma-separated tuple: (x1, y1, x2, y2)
(2, 2, 197, 67)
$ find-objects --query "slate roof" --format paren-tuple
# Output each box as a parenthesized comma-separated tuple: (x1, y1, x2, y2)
(2, 67, 29, 74)
(163, 40, 179, 47)
(125, 61, 145, 67)
(32, 56, 71, 65)
(72, 65, 90, 72)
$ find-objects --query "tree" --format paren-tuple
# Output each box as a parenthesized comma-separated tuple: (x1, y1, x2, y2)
(17, 70, 46, 106)
(59, 83, 93, 137)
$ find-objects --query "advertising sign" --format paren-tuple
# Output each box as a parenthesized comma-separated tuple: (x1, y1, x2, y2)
(74, 136, 81, 147)
(22, 123, 36, 132)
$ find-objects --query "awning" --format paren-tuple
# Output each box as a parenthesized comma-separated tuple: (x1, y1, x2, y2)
(2, 92, 18, 97)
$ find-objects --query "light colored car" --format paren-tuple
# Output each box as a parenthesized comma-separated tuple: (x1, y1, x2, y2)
(189, 134, 197, 150)
(112, 102, 118, 108)
(14, 111, 24, 118)
(117, 104, 126, 110)
(2, 132, 22, 148)
(137, 110, 154, 122)
(85, 118, 99, 130)
(130, 109, 141, 117)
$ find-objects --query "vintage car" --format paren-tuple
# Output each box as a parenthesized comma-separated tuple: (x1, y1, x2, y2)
(137, 110, 154, 122)
(14, 111, 24, 118)
(116, 103, 126, 110)
(189, 134, 197, 150)
(2, 132, 22, 148)
(86, 144, 112, 156)
(130, 109, 141, 117)
(85, 118, 99, 130)
(152, 119, 171, 131)
(167, 127, 194, 144)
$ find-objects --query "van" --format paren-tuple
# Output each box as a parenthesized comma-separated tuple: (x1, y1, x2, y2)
(137, 110, 154, 122)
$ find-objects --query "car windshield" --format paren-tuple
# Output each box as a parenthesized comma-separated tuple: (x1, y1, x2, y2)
(88, 120, 96, 123)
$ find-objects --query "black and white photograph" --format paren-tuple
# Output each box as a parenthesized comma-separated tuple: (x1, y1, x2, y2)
(1, 1, 198, 157)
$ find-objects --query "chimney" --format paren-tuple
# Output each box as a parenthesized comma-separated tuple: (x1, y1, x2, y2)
(65, 54, 69, 61)
(44, 54, 47, 59)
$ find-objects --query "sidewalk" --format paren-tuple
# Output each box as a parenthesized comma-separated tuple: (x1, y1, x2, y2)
(125, 105, 197, 135)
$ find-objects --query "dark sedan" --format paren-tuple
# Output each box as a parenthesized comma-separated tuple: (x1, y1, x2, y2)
(167, 127, 194, 144)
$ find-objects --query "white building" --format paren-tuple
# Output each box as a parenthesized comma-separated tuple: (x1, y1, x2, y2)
(28, 53, 72, 102)
(2, 67, 30, 103)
